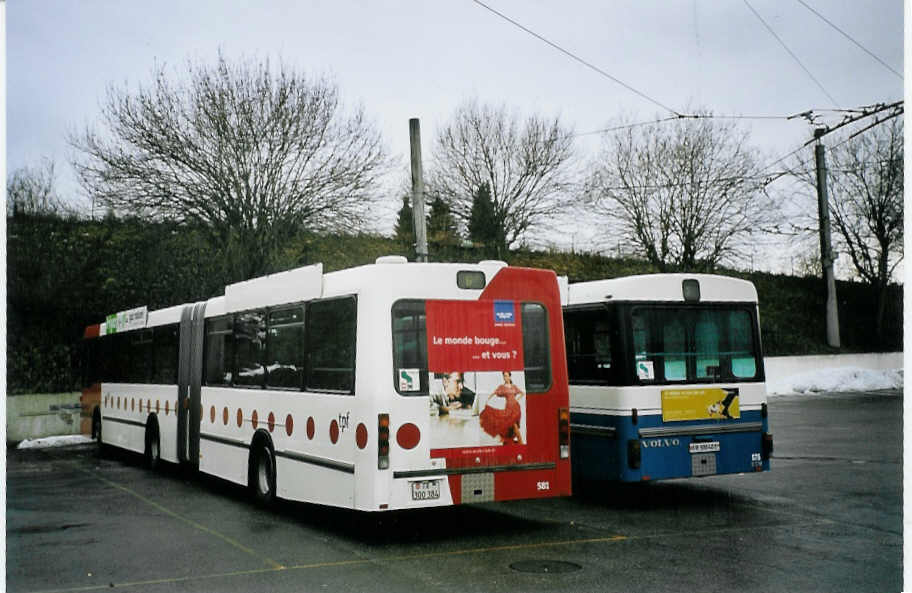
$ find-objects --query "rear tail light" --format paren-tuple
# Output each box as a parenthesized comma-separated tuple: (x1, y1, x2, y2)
(627, 439, 641, 469)
(762, 432, 773, 460)
(378, 414, 390, 470)
(558, 407, 570, 459)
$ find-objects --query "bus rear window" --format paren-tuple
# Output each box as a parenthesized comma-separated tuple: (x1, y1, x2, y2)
(631, 306, 760, 383)
(521, 303, 551, 392)
(392, 300, 551, 394)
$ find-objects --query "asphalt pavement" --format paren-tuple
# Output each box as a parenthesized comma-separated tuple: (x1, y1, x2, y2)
(6, 389, 903, 593)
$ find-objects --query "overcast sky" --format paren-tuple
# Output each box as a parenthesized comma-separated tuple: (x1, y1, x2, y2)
(6, 0, 905, 265)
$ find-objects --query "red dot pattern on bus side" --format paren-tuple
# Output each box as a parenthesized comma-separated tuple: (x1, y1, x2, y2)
(329, 419, 340, 444)
(285, 415, 294, 437)
(306, 417, 315, 440)
(267, 412, 275, 432)
(251, 410, 258, 429)
(165, 400, 170, 415)
(236, 409, 243, 428)
(116, 397, 120, 409)
(396, 423, 421, 450)
(156, 400, 160, 414)
(223, 407, 229, 425)
(356, 423, 368, 449)
(210, 406, 216, 423)
(199, 405, 203, 423)
(147, 399, 151, 413)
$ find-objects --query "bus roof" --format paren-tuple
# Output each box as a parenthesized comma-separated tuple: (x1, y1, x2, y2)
(94, 257, 520, 331)
(566, 273, 758, 305)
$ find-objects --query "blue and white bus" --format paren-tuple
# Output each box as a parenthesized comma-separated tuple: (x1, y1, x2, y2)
(562, 274, 772, 482)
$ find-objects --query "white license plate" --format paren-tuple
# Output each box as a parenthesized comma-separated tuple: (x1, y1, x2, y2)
(410, 479, 441, 501)
(689, 441, 721, 453)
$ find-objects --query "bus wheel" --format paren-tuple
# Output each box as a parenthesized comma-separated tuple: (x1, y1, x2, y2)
(93, 409, 108, 458)
(250, 444, 276, 506)
(92, 408, 101, 441)
(144, 418, 161, 470)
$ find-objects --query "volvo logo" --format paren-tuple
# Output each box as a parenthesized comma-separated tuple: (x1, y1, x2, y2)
(641, 438, 680, 448)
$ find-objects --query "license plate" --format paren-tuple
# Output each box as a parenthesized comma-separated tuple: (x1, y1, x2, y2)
(689, 441, 720, 453)
(410, 479, 441, 501)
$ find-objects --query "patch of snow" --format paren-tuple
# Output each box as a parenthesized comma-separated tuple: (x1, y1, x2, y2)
(767, 367, 904, 396)
(16, 435, 95, 449)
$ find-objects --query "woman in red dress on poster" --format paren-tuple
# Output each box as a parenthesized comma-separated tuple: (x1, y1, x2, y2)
(479, 371, 525, 444)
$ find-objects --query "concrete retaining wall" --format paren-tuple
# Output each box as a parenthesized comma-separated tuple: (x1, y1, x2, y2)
(7, 392, 82, 443)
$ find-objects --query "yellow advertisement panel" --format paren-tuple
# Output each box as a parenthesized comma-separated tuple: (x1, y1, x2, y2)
(661, 388, 740, 422)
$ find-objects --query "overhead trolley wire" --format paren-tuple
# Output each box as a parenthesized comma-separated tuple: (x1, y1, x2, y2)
(743, 0, 840, 107)
(795, 0, 902, 80)
(470, 0, 682, 117)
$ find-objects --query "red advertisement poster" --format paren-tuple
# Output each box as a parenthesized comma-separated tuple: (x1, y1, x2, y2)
(424, 300, 528, 450)
(425, 300, 525, 372)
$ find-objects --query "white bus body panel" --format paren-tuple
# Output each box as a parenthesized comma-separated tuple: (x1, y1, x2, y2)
(568, 273, 758, 305)
(100, 383, 180, 462)
(570, 382, 768, 417)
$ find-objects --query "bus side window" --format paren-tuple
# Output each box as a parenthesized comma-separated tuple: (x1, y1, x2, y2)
(205, 316, 234, 386)
(235, 311, 267, 388)
(111, 332, 131, 383)
(154, 324, 179, 384)
(522, 303, 551, 392)
(392, 300, 429, 395)
(306, 298, 356, 394)
(564, 309, 615, 385)
(130, 329, 154, 383)
(266, 307, 305, 390)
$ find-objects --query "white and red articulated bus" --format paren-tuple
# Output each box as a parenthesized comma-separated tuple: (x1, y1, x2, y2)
(82, 256, 571, 511)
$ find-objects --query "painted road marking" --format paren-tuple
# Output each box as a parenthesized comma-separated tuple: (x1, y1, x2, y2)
(73, 464, 285, 571)
(22, 519, 839, 593)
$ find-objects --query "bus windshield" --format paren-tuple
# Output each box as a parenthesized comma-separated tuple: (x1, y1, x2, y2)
(632, 306, 760, 383)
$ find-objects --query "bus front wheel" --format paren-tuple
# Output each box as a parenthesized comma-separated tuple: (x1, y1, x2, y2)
(93, 409, 109, 458)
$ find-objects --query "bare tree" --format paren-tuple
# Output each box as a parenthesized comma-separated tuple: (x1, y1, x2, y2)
(792, 117, 903, 338)
(428, 100, 575, 254)
(584, 115, 771, 272)
(7, 159, 72, 218)
(71, 55, 390, 281)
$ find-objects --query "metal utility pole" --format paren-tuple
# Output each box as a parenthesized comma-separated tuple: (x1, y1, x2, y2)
(409, 118, 429, 262)
(814, 130, 840, 348)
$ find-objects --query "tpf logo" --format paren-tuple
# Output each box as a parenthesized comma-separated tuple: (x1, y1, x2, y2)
(493, 301, 516, 326)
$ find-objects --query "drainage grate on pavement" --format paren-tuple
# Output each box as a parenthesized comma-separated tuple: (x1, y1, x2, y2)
(510, 560, 582, 574)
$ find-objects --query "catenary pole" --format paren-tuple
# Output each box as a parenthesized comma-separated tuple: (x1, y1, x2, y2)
(814, 131, 840, 348)
(409, 118, 429, 262)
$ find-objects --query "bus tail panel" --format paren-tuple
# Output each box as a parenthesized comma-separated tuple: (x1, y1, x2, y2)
(571, 411, 771, 482)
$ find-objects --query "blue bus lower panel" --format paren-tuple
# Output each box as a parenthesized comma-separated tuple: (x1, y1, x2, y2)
(570, 410, 771, 483)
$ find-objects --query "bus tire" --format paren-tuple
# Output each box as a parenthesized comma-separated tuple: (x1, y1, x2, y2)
(250, 442, 276, 506)
(93, 408, 109, 458)
(92, 407, 101, 441)
(144, 416, 161, 470)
